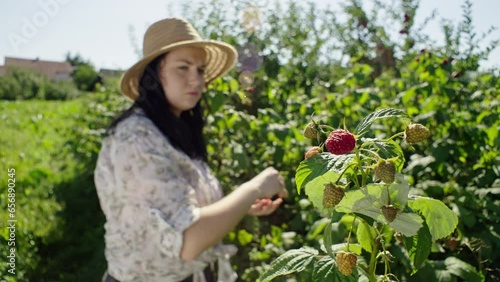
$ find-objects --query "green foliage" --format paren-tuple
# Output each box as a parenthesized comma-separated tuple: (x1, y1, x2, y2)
(72, 64, 100, 92)
(0, 88, 128, 280)
(405, 223, 432, 271)
(354, 108, 409, 137)
(408, 197, 459, 241)
(407, 257, 485, 282)
(0, 67, 80, 100)
(267, 108, 458, 281)
(186, 0, 497, 280)
(258, 247, 318, 282)
(65, 52, 92, 68)
(297, 155, 351, 194)
(66, 52, 102, 92)
(0, 98, 99, 280)
(0, 0, 498, 281)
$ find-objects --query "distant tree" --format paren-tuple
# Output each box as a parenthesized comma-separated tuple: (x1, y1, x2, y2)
(66, 52, 101, 91)
(72, 64, 100, 91)
(65, 52, 91, 68)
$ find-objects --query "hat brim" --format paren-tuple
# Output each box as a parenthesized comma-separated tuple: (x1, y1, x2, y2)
(120, 40, 237, 100)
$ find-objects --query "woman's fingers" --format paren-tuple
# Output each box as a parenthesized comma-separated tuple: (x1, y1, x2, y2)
(260, 198, 282, 215)
(253, 198, 270, 208)
(249, 198, 283, 216)
(270, 198, 283, 208)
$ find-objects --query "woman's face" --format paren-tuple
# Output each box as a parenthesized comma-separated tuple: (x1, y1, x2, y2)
(158, 46, 206, 117)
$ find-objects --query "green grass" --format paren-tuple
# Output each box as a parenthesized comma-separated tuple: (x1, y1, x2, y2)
(0, 95, 109, 281)
(0, 97, 92, 181)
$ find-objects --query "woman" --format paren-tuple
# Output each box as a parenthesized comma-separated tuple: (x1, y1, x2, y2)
(94, 18, 288, 282)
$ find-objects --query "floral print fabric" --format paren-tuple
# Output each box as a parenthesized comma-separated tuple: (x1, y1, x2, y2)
(94, 108, 236, 282)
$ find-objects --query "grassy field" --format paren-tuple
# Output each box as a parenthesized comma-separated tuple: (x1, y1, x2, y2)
(0, 98, 91, 181)
(0, 95, 110, 281)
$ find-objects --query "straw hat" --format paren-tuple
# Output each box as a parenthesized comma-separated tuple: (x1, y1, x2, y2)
(120, 18, 238, 100)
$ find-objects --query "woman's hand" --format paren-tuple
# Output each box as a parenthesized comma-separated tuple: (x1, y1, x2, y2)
(244, 167, 287, 216)
(248, 167, 289, 199)
(248, 198, 283, 216)
(181, 167, 288, 260)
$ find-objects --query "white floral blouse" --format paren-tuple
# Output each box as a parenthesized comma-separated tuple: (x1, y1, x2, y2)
(94, 108, 237, 282)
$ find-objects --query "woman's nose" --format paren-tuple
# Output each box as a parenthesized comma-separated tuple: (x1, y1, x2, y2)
(188, 69, 203, 87)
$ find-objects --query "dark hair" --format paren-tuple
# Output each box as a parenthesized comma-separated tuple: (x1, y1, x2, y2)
(106, 54, 208, 162)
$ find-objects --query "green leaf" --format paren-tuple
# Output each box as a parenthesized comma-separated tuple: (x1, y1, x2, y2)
(237, 229, 253, 246)
(270, 225, 283, 245)
(388, 213, 424, 237)
(405, 223, 432, 272)
(335, 183, 423, 236)
(345, 244, 363, 255)
(304, 171, 341, 210)
(209, 91, 225, 112)
(307, 217, 331, 240)
(312, 256, 359, 282)
(370, 139, 405, 171)
(354, 108, 409, 137)
(444, 257, 484, 282)
(326, 242, 363, 255)
(357, 221, 376, 253)
(258, 247, 319, 282)
(296, 153, 354, 194)
(408, 197, 459, 241)
(312, 256, 337, 281)
(385, 173, 410, 207)
(228, 78, 239, 92)
(324, 220, 335, 259)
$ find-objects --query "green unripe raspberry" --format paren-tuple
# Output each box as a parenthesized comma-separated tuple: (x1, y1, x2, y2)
(336, 251, 357, 276)
(381, 205, 399, 223)
(303, 122, 318, 139)
(323, 183, 345, 209)
(405, 123, 430, 144)
(374, 160, 396, 183)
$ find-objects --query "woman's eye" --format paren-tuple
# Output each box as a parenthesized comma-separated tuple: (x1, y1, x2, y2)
(198, 68, 205, 75)
(178, 66, 189, 71)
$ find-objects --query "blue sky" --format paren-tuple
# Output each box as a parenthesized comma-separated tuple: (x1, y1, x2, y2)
(0, 0, 499, 71)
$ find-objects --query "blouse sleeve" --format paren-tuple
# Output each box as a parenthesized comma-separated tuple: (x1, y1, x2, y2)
(110, 121, 201, 259)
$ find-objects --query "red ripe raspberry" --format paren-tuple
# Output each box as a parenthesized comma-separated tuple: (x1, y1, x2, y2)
(325, 129, 356, 155)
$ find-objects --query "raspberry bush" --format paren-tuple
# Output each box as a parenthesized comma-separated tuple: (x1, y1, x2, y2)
(259, 108, 459, 282)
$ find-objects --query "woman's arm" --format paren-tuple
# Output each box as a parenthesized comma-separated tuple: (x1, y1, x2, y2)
(180, 167, 287, 261)
(108, 122, 287, 261)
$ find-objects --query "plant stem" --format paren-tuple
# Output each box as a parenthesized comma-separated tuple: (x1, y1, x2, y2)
(360, 148, 381, 160)
(386, 131, 405, 141)
(346, 216, 357, 252)
(351, 170, 361, 189)
(358, 218, 378, 282)
(319, 124, 336, 131)
(335, 163, 357, 185)
(355, 148, 368, 187)
(374, 225, 389, 276)
(386, 186, 391, 205)
(368, 223, 380, 282)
